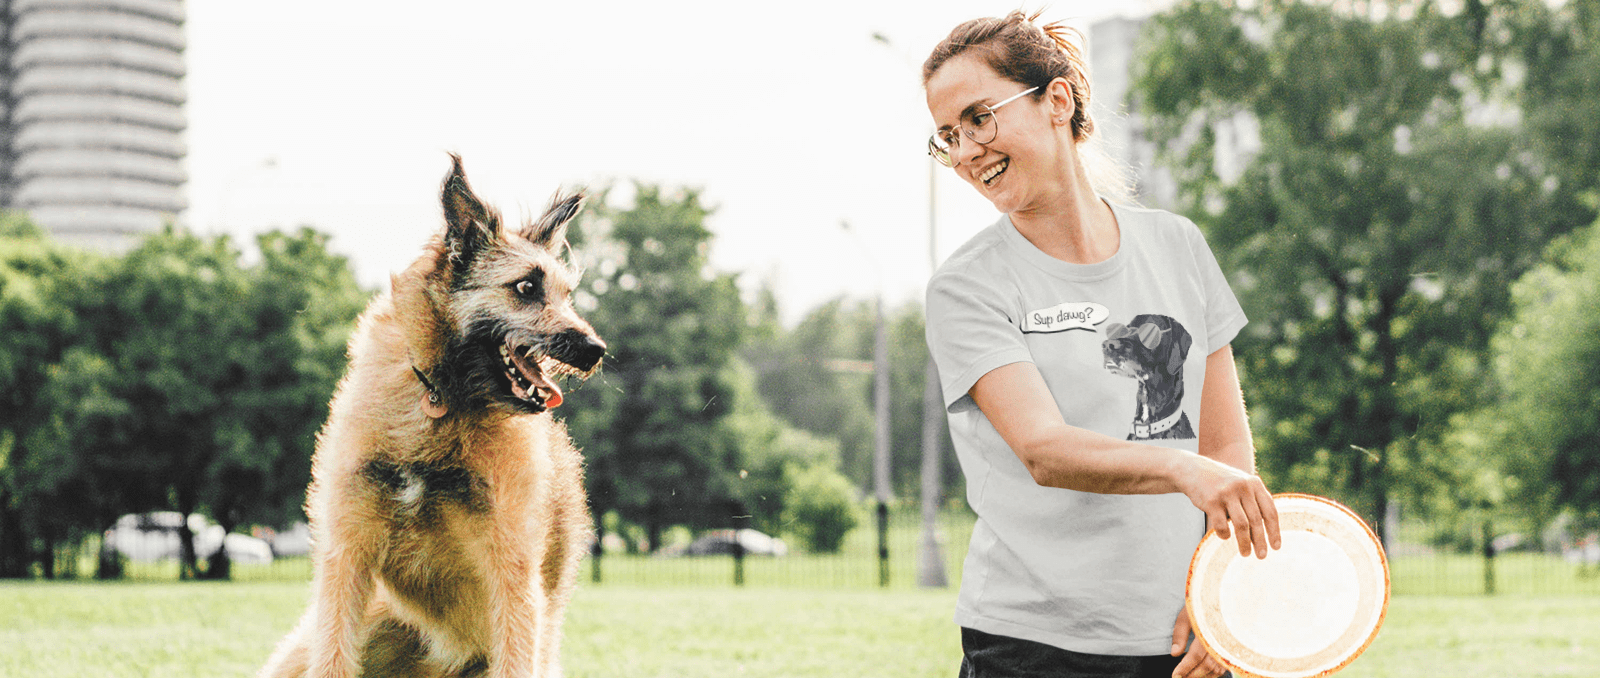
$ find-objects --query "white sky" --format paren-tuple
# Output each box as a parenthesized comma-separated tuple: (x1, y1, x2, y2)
(182, 1, 1170, 325)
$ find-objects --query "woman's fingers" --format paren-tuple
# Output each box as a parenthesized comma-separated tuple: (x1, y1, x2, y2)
(1228, 497, 1255, 556)
(1207, 506, 1231, 541)
(1257, 481, 1283, 550)
(1171, 606, 1191, 656)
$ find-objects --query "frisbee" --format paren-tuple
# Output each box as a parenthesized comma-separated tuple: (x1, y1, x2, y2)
(1186, 493, 1389, 678)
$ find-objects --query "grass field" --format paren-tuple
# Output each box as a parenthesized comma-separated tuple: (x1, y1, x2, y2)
(2, 581, 1597, 677)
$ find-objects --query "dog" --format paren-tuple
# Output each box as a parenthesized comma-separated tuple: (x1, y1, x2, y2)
(1101, 314, 1194, 440)
(258, 154, 606, 678)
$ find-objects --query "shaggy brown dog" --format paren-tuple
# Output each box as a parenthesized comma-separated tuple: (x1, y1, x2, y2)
(258, 155, 605, 678)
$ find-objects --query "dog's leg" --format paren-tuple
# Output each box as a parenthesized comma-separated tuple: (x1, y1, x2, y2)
(256, 608, 313, 678)
(306, 486, 383, 678)
(484, 525, 545, 678)
(536, 438, 591, 678)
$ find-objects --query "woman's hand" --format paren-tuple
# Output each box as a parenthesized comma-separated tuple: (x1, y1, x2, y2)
(1171, 605, 1227, 678)
(1175, 452, 1280, 558)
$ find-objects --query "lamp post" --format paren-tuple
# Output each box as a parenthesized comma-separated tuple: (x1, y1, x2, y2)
(872, 31, 949, 589)
(841, 219, 892, 587)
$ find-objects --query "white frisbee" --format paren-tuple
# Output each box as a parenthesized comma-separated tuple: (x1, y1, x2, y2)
(1186, 493, 1389, 678)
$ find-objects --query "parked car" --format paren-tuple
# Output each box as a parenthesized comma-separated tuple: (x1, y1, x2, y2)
(667, 528, 788, 557)
(104, 512, 274, 564)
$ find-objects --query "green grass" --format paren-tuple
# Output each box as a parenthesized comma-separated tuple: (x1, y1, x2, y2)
(2, 581, 1597, 678)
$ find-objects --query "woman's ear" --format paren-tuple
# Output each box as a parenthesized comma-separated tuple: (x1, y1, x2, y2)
(1045, 77, 1076, 127)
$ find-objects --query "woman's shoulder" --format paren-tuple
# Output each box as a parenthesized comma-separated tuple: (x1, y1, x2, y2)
(1112, 202, 1210, 252)
(932, 217, 1010, 281)
(1112, 201, 1199, 234)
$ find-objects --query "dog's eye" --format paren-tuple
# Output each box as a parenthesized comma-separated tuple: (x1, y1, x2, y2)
(512, 270, 546, 302)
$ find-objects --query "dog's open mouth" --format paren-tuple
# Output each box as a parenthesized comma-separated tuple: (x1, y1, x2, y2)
(498, 338, 563, 410)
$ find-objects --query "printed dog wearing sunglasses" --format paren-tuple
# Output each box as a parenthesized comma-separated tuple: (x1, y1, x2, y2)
(1101, 314, 1195, 440)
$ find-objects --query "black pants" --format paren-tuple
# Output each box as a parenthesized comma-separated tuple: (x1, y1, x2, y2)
(959, 627, 1225, 678)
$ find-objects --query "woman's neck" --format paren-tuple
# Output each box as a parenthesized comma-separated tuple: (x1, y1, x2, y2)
(1009, 164, 1119, 265)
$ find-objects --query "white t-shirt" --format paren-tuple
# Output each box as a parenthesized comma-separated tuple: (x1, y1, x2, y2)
(925, 201, 1247, 656)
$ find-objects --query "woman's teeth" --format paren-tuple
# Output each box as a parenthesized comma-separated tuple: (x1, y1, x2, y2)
(981, 159, 1008, 185)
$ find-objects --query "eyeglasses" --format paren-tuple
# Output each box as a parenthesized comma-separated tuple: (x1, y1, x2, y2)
(928, 86, 1039, 167)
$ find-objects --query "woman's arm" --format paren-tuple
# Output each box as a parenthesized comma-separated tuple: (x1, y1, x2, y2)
(1197, 344, 1254, 473)
(968, 346, 1279, 557)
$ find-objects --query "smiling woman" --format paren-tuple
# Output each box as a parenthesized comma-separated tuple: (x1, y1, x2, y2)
(919, 10, 1280, 678)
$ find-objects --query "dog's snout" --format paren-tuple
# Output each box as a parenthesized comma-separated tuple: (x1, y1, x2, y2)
(554, 329, 606, 372)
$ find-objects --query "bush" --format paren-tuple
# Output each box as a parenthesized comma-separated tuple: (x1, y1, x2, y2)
(781, 464, 861, 554)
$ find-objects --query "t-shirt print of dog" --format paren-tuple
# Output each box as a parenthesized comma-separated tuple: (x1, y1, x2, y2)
(1101, 314, 1195, 440)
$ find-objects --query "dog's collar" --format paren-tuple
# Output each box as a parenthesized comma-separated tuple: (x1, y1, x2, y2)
(412, 365, 448, 419)
(1131, 407, 1184, 439)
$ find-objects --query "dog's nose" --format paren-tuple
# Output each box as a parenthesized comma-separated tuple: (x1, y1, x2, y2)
(555, 330, 606, 371)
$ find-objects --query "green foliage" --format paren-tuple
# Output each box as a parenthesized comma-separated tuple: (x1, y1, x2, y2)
(0, 216, 110, 576)
(716, 359, 850, 539)
(742, 298, 877, 486)
(780, 464, 862, 554)
(1455, 220, 1600, 530)
(1134, 0, 1595, 531)
(743, 297, 958, 502)
(0, 221, 368, 579)
(568, 185, 864, 549)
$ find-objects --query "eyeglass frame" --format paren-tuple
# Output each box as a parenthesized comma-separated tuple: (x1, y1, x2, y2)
(927, 86, 1040, 167)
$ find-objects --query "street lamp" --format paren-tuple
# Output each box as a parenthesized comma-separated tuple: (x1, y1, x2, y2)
(872, 31, 949, 589)
(841, 219, 892, 588)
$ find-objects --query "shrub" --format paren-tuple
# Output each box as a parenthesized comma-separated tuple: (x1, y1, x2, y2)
(782, 464, 861, 554)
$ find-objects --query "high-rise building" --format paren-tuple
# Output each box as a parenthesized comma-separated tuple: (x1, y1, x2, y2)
(2, 0, 186, 250)
(1089, 16, 1260, 211)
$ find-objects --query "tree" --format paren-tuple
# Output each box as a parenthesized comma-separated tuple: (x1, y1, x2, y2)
(744, 297, 961, 503)
(743, 297, 877, 487)
(1134, 0, 1593, 536)
(59, 226, 368, 579)
(196, 228, 368, 578)
(564, 185, 754, 550)
(0, 217, 114, 577)
(1454, 221, 1600, 533)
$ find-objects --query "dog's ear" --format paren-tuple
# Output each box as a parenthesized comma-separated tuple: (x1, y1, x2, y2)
(525, 190, 585, 252)
(1166, 325, 1192, 375)
(441, 153, 499, 275)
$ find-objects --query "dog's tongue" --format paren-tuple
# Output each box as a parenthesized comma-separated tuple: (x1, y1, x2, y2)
(509, 349, 563, 409)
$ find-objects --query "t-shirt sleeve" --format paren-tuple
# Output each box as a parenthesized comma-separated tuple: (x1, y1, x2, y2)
(1185, 219, 1248, 354)
(925, 267, 1033, 414)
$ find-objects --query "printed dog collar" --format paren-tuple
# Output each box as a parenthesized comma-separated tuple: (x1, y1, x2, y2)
(1131, 408, 1184, 438)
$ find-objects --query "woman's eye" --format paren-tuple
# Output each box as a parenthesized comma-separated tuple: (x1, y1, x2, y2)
(970, 112, 993, 129)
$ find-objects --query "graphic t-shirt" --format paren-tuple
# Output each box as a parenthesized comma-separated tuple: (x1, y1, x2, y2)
(925, 201, 1247, 656)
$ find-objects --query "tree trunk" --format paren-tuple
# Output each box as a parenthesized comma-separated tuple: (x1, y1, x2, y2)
(205, 513, 235, 581)
(0, 495, 27, 578)
(41, 533, 56, 579)
(96, 523, 124, 580)
(646, 504, 662, 554)
(176, 515, 199, 581)
(590, 510, 604, 584)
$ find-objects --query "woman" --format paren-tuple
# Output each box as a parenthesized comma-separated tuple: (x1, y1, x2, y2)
(921, 11, 1281, 678)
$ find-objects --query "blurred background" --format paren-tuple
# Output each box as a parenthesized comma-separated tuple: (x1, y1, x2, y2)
(1, 0, 1599, 674)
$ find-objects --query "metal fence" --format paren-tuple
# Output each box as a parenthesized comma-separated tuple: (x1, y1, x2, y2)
(77, 508, 1600, 595)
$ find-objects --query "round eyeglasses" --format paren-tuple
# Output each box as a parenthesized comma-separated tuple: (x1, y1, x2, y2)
(927, 86, 1039, 168)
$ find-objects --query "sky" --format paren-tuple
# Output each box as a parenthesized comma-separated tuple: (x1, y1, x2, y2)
(182, 1, 1173, 325)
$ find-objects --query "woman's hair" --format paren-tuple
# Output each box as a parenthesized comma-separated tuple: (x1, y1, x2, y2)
(922, 9, 1095, 143)
(922, 9, 1135, 202)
